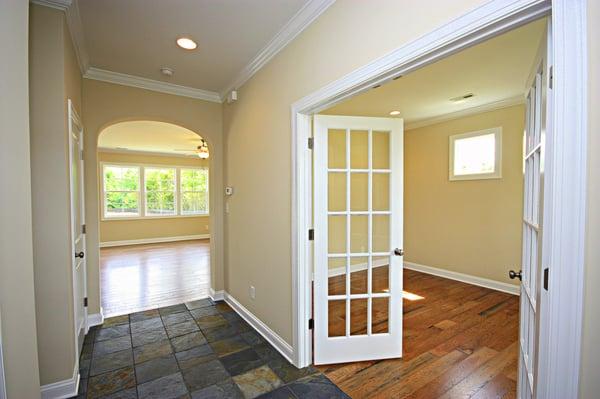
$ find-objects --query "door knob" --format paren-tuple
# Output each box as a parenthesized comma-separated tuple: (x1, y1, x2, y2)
(508, 269, 522, 281)
(394, 248, 404, 256)
(75, 251, 85, 259)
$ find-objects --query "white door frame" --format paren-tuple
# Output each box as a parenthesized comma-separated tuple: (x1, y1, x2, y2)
(290, 1, 587, 398)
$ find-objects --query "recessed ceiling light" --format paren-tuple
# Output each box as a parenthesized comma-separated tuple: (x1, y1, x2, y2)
(389, 110, 401, 116)
(176, 37, 197, 50)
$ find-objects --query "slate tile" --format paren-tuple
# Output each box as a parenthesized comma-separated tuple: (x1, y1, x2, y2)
(79, 378, 87, 394)
(80, 358, 91, 378)
(96, 324, 131, 342)
(220, 348, 266, 376)
(163, 311, 194, 326)
(221, 312, 243, 324)
(185, 298, 214, 310)
(103, 314, 130, 327)
(232, 365, 283, 399)
(90, 349, 134, 376)
(267, 357, 319, 384)
(87, 366, 136, 399)
(256, 386, 296, 399)
(210, 336, 250, 357)
(134, 339, 173, 364)
(215, 302, 234, 313)
(287, 374, 350, 399)
(99, 387, 138, 399)
(93, 335, 132, 357)
(253, 344, 286, 363)
(190, 307, 220, 320)
(135, 354, 180, 384)
(130, 309, 160, 323)
(182, 359, 230, 392)
(191, 378, 244, 399)
(175, 344, 216, 370)
(171, 331, 207, 352)
(196, 315, 228, 330)
(137, 372, 188, 399)
(166, 320, 200, 338)
(132, 328, 168, 347)
(231, 320, 253, 333)
(240, 331, 266, 347)
(130, 317, 164, 334)
(159, 304, 188, 316)
(202, 324, 239, 342)
(81, 342, 94, 360)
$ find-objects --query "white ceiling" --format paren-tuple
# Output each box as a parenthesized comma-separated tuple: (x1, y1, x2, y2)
(322, 18, 546, 128)
(98, 121, 206, 156)
(78, 0, 309, 93)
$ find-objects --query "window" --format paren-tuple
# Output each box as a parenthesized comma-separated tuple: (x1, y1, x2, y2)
(449, 127, 502, 181)
(180, 168, 209, 215)
(145, 167, 176, 216)
(101, 163, 209, 219)
(103, 165, 141, 217)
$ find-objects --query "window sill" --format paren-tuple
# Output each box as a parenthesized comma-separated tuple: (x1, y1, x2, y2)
(101, 214, 209, 221)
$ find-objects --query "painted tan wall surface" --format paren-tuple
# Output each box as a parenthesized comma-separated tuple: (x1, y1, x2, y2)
(98, 151, 209, 243)
(223, 0, 487, 344)
(0, 1, 41, 397)
(83, 79, 224, 315)
(580, 1, 600, 397)
(404, 106, 523, 285)
(29, 4, 81, 385)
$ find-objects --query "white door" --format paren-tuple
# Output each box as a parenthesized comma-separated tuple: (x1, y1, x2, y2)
(516, 62, 546, 399)
(68, 99, 87, 355)
(313, 115, 404, 364)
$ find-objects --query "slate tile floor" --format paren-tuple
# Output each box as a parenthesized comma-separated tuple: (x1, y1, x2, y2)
(78, 299, 349, 399)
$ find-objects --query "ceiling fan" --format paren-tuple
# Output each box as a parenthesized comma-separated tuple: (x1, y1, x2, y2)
(174, 138, 209, 159)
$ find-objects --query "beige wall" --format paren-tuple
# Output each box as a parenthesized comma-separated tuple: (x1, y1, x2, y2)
(98, 151, 209, 243)
(82, 79, 225, 315)
(404, 105, 523, 285)
(580, 1, 600, 398)
(0, 1, 41, 397)
(223, 0, 487, 344)
(29, 4, 81, 385)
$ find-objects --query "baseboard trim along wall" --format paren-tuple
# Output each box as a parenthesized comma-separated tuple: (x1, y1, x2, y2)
(224, 293, 294, 364)
(99, 234, 210, 248)
(209, 288, 225, 302)
(404, 261, 520, 295)
(40, 363, 79, 399)
(88, 307, 104, 328)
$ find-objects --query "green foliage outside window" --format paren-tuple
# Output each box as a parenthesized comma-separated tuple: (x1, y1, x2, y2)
(104, 166, 140, 215)
(145, 168, 176, 215)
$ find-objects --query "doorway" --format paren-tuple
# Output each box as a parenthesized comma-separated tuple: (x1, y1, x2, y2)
(97, 121, 212, 317)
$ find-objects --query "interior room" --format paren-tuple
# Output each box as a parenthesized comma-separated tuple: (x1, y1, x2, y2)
(97, 121, 211, 317)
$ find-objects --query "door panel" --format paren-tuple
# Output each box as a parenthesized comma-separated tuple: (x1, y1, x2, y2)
(314, 115, 403, 364)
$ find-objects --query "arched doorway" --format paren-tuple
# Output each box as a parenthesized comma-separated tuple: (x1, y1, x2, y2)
(97, 121, 211, 316)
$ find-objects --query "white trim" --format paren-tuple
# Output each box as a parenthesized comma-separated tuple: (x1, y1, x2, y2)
(327, 258, 389, 278)
(0, 312, 7, 399)
(405, 95, 524, 130)
(87, 308, 104, 328)
(292, 0, 552, 369)
(220, 0, 335, 99)
(84, 67, 222, 103)
(448, 127, 503, 181)
(40, 363, 79, 399)
(404, 261, 520, 296)
(98, 147, 204, 159)
(209, 288, 225, 302)
(65, 0, 89, 73)
(99, 234, 210, 248)
(30, 0, 71, 11)
(224, 293, 294, 363)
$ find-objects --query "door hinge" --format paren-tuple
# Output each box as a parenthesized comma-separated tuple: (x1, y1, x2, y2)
(80, 149, 84, 161)
(308, 229, 314, 241)
(543, 268, 549, 290)
(308, 318, 314, 330)
(549, 66, 553, 89)
(82, 224, 86, 234)
(84, 297, 88, 307)
(308, 137, 314, 150)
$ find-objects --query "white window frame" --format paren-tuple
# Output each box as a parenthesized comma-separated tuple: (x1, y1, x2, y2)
(102, 164, 142, 218)
(180, 167, 210, 216)
(100, 162, 209, 220)
(144, 166, 178, 217)
(449, 127, 502, 181)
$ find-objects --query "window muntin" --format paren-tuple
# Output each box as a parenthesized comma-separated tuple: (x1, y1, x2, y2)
(103, 165, 141, 217)
(180, 168, 209, 215)
(145, 167, 177, 216)
(449, 128, 502, 181)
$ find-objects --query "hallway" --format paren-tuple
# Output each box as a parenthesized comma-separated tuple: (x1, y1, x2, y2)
(100, 240, 210, 317)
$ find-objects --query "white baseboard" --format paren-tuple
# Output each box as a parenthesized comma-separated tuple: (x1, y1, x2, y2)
(404, 261, 520, 295)
(209, 288, 225, 302)
(40, 363, 79, 399)
(99, 234, 210, 248)
(224, 293, 294, 364)
(88, 307, 104, 328)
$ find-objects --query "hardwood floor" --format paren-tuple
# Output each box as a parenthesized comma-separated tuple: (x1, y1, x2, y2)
(318, 268, 519, 398)
(100, 239, 210, 317)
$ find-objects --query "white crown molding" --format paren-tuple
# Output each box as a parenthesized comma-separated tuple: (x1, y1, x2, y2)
(405, 95, 525, 130)
(65, 0, 89, 73)
(220, 0, 336, 99)
(84, 67, 222, 103)
(98, 147, 201, 159)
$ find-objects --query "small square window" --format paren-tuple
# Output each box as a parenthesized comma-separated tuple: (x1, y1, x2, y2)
(449, 127, 502, 181)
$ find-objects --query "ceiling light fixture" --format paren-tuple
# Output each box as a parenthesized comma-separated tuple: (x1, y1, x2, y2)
(160, 67, 174, 77)
(389, 110, 401, 116)
(176, 37, 197, 50)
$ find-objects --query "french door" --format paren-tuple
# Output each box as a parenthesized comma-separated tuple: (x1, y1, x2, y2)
(313, 115, 404, 364)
